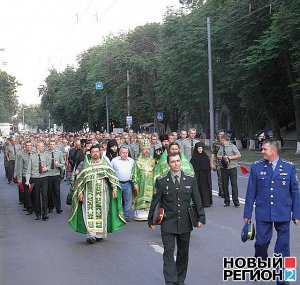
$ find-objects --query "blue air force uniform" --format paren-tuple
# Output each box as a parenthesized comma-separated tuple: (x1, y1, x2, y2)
(244, 158, 300, 259)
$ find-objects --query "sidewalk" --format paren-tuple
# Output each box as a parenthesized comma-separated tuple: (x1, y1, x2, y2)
(240, 149, 300, 170)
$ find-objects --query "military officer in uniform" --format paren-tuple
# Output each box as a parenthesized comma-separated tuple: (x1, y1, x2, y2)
(47, 139, 65, 214)
(181, 128, 200, 162)
(5, 137, 20, 184)
(148, 153, 206, 285)
(16, 140, 34, 214)
(244, 140, 300, 284)
(211, 130, 225, 198)
(26, 141, 50, 221)
(176, 130, 188, 151)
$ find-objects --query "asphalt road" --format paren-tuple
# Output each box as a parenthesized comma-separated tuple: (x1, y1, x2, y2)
(0, 156, 299, 285)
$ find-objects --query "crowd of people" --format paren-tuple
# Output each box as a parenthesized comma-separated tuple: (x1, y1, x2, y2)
(2, 128, 300, 285)
(2, 128, 242, 222)
(2, 128, 241, 223)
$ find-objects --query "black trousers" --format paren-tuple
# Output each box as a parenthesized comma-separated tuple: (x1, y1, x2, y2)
(221, 167, 239, 205)
(18, 182, 25, 204)
(161, 231, 191, 285)
(48, 175, 61, 212)
(216, 168, 224, 196)
(7, 160, 15, 183)
(4, 158, 9, 179)
(31, 177, 48, 217)
(22, 177, 32, 211)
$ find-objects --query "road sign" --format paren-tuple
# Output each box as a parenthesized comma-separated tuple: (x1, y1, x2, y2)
(126, 116, 133, 126)
(157, 112, 164, 122)
(95, 81, 103, 90)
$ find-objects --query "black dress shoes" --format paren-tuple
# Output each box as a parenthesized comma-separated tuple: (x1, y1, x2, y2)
(42, 216, 49, 221)
(56, 210, 63, 214)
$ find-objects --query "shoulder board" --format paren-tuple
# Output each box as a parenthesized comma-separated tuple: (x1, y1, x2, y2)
(157, 174, 168, 181)
(254, 160, 264, 165)
(184, 173, 194, 178)
(281, 159, 294, 165)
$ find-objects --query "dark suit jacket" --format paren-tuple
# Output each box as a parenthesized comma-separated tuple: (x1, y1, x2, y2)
(148, 171, 206, 234)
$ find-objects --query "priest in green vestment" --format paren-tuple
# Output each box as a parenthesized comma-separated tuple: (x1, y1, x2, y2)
(154, 142, 195, 181)
(132, 139, 156, 221)
(68, 144, 126, 244)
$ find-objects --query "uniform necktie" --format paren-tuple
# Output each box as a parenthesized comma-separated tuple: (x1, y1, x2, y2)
(51, 152, 54, 169)
(38, 154, 43, 174)
(191, 139, 194, 157)
(13, 145, 16, 156)
(174, 175, 180, 188)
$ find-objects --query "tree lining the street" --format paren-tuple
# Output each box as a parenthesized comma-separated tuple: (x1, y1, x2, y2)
(40, 0, 300, 149)
(0, 70, 19, 123)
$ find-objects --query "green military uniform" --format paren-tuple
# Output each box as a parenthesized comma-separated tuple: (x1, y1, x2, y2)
(47, 149, 65, 213)
(148, 171, 206, 285)
(211, 140, 224, 197)
(5, 143, 21, 183)
(26, 152, 50, 220)
(17, 151, 34, 212)
(14, 149, 25, 205)
(3, 141, 9, 180)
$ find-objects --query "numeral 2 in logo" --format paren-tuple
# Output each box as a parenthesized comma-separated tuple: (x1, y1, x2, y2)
(284, 269, 297, 282)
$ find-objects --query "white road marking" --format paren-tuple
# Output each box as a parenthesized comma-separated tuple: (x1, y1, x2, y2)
(149, 190, 247, 255)
(150, 244, 164, 255)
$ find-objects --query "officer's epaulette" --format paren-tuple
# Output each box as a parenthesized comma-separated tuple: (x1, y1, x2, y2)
(281, 159, 294, 165)
(254, 159, 264, 165)
(184, 173, 194, 178)
(157, 174, 168, 181)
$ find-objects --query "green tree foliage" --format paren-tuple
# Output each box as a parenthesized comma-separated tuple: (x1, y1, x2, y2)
(17, 105, 48, 130)
(0, 70, 19, 122)
(41, 0, 300, 141)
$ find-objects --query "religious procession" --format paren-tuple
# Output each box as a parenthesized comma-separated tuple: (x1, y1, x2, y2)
(2, 127, 300, 285)
(3, 128, 216, 228)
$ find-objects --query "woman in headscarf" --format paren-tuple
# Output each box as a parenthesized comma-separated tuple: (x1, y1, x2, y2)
(106, 139, 119, 161)
(190, 142, 213, 207)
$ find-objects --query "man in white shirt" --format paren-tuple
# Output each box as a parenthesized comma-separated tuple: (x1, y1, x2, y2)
(111, 145, 135, 221)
